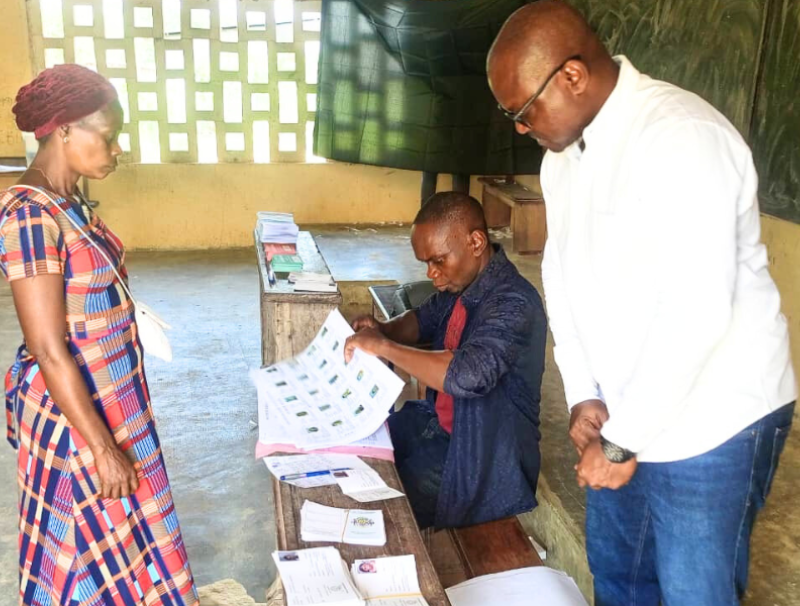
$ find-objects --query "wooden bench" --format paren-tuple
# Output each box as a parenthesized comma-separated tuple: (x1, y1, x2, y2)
(479, 176, 546, 254)
(427, 517, 544, 588)
(271, 457, 451, 605)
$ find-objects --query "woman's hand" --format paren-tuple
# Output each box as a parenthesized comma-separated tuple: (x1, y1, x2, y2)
(93, 443, 140, 499)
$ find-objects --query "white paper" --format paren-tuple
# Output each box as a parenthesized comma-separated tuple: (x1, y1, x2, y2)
(334, 468, 405, 503)
(351, 555, 429, 606)
(265, 454, 371, 488)
(273, 546, 365, 606)
(445, 567, 588, 606)
(295, 281, 339, 293)
(251, 310, 405, 451)
(301, 500, 386, 546)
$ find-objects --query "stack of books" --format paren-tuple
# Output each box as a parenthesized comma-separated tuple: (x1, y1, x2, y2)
(271, 254, 304, 273)
(257, 211, 299, 244)
(257, 212, 302, 286)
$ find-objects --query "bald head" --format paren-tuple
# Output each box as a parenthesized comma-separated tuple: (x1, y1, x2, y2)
(487, 1, 618, 152)
(489, 1, 601, 83)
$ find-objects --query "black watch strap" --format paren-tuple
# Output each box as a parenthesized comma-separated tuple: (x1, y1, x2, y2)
(600, 435, 636, 463)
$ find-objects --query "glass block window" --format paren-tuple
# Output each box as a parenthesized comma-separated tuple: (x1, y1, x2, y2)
(28, 0, 323, 164)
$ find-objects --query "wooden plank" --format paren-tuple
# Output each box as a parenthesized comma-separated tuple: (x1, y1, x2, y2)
(482, 188, 512, 228)
(449, 517, 543, 578)
(272, 459, 451, 606)
(511, 202, 547, 254)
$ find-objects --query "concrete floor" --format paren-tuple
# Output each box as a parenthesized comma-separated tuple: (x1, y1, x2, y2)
(0, 225, 797, 604)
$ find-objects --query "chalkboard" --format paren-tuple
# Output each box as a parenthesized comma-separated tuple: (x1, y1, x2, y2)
(568, 0, 799, 224)
(750, 0, 800, 223)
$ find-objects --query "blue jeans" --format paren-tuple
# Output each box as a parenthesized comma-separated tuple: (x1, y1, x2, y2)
(388, 400, 450, 529)
(587, 403, 794, 606)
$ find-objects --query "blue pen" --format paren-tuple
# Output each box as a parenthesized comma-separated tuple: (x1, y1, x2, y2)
(280, 467, 353, 481)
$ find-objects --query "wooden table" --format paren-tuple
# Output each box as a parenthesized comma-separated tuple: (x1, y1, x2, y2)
(256, 231, 343, 366)
(479, 177, 546, 254)
(272, 459, 451, 605)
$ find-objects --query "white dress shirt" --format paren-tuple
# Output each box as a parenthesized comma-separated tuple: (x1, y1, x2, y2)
(541, 56, 797, 462)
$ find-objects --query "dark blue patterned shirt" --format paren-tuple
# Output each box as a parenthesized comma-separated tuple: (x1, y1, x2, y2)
(415, 245, 546, 528)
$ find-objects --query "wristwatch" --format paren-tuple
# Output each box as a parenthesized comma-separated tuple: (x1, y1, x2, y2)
(600, 435, 636, 463)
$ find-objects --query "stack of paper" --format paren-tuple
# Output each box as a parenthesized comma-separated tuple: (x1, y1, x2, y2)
(272, 254, 305, 273)
(333, 468, 405, 503)
(257, 211, 300, 244)
(251, 309, 405, 452)
(445, 567, 588, 606)
(273, 547, 365, 606)
(290, 272, 337, 293)
(301, 500, 387, 546)
(350, 555, 429, 606)
(255, 423, 395, 462)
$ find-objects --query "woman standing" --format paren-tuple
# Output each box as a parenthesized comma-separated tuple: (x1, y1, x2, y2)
(0, 65, 197, 605)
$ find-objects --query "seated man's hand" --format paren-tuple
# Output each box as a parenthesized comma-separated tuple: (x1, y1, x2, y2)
(344, 327, 388, 363)
(351, 315, 381, 333)
(569, 399, 609, 455)
(575, 438, 637, 490)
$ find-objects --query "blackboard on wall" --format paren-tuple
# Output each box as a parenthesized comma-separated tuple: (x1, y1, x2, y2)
(569, 0, 799, 224)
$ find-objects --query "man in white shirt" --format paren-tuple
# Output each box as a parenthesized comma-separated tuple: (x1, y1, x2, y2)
(487, 2, 796, 605)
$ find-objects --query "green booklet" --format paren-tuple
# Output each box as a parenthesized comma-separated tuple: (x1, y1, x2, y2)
(271, 254, 304, 272)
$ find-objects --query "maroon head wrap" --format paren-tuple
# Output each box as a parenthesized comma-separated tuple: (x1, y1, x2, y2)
(13, 64, 119, 139)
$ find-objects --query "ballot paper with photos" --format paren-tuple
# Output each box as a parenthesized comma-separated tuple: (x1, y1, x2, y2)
(251, 310, 405, 451)
(350, 555, 429, 606)
(273, 547, 365, 606)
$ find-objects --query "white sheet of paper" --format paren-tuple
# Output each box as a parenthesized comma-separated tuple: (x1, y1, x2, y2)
(265, 454, 371, 488)
(334, 468, 405, 503)
(301, 500, 387, 546)
(445, 567, 588, 606)
(251, 310, 405, 451)
(272, 547, 364, 606)
(350, 555, 429, 606)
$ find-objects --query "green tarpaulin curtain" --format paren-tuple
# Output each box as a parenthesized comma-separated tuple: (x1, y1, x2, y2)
(314, 0, 543, 175)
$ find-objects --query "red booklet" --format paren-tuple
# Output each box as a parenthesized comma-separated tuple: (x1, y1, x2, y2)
(263, 242, 298, 261)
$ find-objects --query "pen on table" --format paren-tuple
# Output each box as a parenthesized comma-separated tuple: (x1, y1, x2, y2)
(280, 467, 353, 481)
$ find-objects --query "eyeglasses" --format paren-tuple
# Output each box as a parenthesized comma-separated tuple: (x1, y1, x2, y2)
(498, 54, 582, 128)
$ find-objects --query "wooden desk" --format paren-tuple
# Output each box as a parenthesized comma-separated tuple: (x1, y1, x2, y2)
(272, 458, 451, 605)
(256, 231, 343, 366)
(479, 177, 546, 254)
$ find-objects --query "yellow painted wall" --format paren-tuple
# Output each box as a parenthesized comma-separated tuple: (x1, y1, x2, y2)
(762, 216, 800, 387)
(0, 0, 31, 157)
(87, 163, 429, 249)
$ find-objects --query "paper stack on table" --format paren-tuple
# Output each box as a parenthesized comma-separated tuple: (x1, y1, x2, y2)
(258, 211, 300, 244)
(301, 500, 387, 546)
(333, 468, 405, 503)
(251, 309, 405, 452)
(445, 567, 588, 606)
(273, 547, 365, 606)
(290, 271, 338, 293)
(350, 555, 430, 606)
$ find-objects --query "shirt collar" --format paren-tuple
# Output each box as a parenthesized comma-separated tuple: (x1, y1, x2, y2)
(460, 244, 512, 308)
(565, 55, 640, 156)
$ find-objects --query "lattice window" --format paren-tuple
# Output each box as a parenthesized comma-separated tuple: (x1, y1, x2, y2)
(26, 0, 325, 164)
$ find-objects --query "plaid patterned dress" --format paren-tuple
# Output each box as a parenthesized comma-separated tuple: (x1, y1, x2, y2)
(0, 187, 198, 606)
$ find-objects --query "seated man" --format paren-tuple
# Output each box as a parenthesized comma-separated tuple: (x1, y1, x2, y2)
(345, 192, 547, 529)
